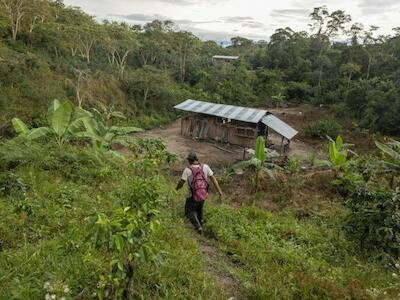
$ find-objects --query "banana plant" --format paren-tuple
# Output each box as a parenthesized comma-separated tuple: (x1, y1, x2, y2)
(375, 139, 400, 188)
(79, 109, 143, 149)
(327, 135, 356, 166)
(329, 135, 348, 167)
(12, 99, 90, 146)
(255, 135, 266, 162)
(11, 118, 50, 140)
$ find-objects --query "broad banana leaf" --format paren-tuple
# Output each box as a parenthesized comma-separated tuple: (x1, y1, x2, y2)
(388, 139, 400, 149)
(74, 107, 93, 119)
(104, 132, 116, 143)
(381, 161, 400, 173)
(336, 135, 343, 149)
(50, 100, 73, 137)
(109, 111, 126, 120)
(75, 131, 103, 142)
(335, 153, 347, 166)
(47, 99, 61, 124)
(26, 127, 51, 140)
(67, 117, 87, 135)
(12, 118, 29, 135)
(376, 141, 400, 163)
(255, 136, 266, 162)
(82, 117, 99, 135)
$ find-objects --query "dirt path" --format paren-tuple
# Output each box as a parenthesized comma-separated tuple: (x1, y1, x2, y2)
(197, 236, 239, 299)
(182, 225, 245, 300)
(134, 119, 245, 172)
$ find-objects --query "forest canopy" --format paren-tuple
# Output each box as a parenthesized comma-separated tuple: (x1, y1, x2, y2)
(0, 1, 399, 134)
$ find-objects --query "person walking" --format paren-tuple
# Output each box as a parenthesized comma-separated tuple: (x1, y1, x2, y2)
(176, 152, 223, 234)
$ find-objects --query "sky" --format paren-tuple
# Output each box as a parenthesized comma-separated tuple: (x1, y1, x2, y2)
(63, 0, 400, 41)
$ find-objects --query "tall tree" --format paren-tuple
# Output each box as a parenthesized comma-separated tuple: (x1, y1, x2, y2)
(173, 31, 197, 83)
(103, 22, 137, 76)
(309, 6, 351, 96)
(0, 0, 27, 40)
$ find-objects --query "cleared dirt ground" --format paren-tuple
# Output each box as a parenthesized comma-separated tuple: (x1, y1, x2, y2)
(134, 108, 315, 171)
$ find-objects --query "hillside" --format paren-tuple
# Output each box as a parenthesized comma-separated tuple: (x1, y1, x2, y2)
(1, 1, 400, 300)
(0, 2, 400, 136)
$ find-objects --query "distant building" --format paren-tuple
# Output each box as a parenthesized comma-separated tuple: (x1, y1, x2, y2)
(212, 55, 239, 63)
(174, 99, 298, 152)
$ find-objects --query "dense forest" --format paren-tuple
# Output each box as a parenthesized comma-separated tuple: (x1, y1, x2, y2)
(0, 1, 399, 134)
(1, 1, 400, 299)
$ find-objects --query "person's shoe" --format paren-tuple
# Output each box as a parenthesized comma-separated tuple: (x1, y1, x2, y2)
(197, 226, 203, 235)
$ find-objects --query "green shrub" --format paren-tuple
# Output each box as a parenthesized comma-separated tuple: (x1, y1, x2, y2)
(0, 171, 27, 198)
(344, 187, 400, 256)
(305, 117, 342, 138)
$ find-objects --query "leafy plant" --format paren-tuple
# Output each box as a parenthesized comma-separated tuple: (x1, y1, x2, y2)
(79, 109, 142, 149)
(285, 156, 301, 175)
(329, 135, 348, 168)
(271, 92, 286, 108)
(305, 117, 342, 138)
(375, 139, 400, 188)
(0, 171, 27, 198)
(92, 206, 161, 299)
(327, 135, 356, 169)
(12, 99, 90, 146)
(233, 136, 282, 193)
(344, 187, 400, 256)
(11, 117, 50, 141)
(253, 136, 266, 191)
(255, 135, 266, 162)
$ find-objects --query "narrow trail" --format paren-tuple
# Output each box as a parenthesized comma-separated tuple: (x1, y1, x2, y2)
(184, 223, 247, 300)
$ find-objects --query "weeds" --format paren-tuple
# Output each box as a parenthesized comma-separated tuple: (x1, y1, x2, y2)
(305, 117, 342, 138)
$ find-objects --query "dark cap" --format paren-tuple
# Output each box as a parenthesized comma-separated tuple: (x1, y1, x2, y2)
(187, 152, 198, 161)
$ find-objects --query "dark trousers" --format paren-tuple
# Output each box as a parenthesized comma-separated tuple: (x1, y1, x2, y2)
(185, 197, 204, 230)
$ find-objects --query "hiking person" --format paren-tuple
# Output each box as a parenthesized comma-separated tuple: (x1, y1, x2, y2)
(176, 152, 223, 234)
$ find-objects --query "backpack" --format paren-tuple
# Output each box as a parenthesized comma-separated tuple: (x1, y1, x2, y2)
(189, 165, 208, 202)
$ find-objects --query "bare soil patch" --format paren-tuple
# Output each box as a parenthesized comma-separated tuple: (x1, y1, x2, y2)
(134, 117, 315, 173)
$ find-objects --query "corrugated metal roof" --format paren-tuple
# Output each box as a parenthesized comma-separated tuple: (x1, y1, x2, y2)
(261, 114, 298, 140)
(212, 55, 239, 60)
(174, 99, 267, 124)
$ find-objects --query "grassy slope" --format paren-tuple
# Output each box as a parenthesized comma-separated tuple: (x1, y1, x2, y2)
(0, 141, 399, 299)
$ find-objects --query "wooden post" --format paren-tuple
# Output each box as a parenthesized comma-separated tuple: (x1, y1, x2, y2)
(180, 118, 183, 135)
(243, 147, 246, 160)
(280, 136, 284, 156)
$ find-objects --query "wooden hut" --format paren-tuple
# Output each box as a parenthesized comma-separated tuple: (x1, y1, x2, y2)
(174, 99, 298, 152)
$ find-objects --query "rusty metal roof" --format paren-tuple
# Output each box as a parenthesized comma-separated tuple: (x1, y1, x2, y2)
(174, 99, 298, 140)
(261, 114, 298, 140)
(174, 99, 267, 124)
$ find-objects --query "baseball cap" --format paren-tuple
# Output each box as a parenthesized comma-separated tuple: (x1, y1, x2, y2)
(187, 152, 198, 161)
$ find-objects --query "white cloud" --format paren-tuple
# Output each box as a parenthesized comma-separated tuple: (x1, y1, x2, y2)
(64, 0, 400, 41)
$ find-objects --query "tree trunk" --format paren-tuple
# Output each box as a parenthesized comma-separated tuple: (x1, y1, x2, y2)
(116, 50, 130, 77)
(345, 73, 352, 102)
(366, 54, 372, 79)
(143, 87, 149, 110)
(1, 0, 25, 41)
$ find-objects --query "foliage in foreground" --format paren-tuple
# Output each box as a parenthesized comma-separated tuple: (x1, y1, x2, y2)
(328, 138, 400, 257)
(204, 204, 400, 299)
(0, 138, 224, 299)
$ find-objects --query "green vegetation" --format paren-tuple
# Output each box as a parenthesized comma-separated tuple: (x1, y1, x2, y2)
(305, 117, 342, 138)
(205, 204, 398, 299)
(1, 2, 400, 135)
(1, 1, 400, 299)
(0, 131, 226, 299)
